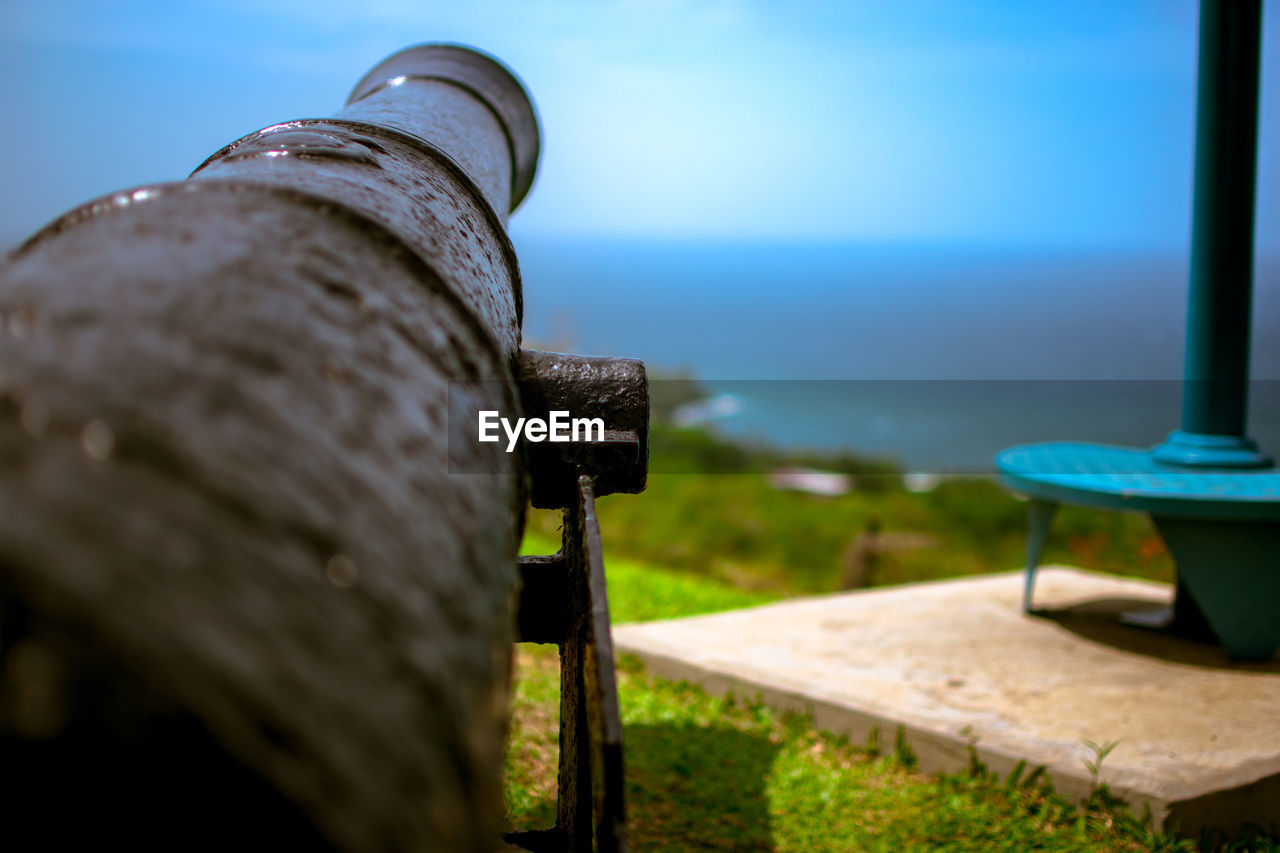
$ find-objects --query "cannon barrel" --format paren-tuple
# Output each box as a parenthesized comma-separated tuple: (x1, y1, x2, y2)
(0, 45, 540, 850)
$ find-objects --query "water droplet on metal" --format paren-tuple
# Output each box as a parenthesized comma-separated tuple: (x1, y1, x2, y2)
(224, 127, 380, 167)
(20, 397, 50, 437)
(81, 419, 115, 461)
(326, 554, 359, 588)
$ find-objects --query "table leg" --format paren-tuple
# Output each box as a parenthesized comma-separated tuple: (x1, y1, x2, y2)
(1024, 499, 1058, 612)
(1152, 515, 1280, 661)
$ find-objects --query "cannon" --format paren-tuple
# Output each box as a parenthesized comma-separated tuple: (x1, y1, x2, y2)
(0, 44, 644, 852)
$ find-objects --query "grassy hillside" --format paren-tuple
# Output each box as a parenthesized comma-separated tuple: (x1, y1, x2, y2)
(525, 437, 1173, 598)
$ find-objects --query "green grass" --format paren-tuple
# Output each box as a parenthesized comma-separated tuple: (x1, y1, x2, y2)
(521, 530, 777, 622)
(525, 474, 1176, 597)
(608, 658, 1196, 852)
(505, 534, 1255, 852)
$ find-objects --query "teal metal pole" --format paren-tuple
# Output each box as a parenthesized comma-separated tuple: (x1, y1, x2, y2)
(1154, 0, 1272, 468)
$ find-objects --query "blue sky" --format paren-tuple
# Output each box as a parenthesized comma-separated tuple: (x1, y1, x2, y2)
(2, 0, 1277, 252)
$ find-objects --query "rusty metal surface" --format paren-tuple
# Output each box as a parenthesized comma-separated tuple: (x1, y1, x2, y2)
(342, 81, 513, 221)
(193, 118, 523, 357)
(347, 44, 541, 212)
(0, 44, 538, 851)
(572, 476, 628, 853)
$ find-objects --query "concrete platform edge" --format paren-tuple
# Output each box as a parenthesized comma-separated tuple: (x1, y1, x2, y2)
(615, 587, 1280, 842)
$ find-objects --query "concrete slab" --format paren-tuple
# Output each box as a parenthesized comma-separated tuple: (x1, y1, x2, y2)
(612, 567, 1280, 839)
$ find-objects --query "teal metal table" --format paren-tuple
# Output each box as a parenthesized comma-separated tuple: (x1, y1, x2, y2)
(998, 0, 1277, 661)
(996, 442, 1280, 660)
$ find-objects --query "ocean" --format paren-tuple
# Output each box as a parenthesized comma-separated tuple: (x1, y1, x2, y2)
(515, 238, 1280, 473)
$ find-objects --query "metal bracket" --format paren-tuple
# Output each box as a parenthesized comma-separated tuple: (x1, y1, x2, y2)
(517, 349, 648, 510)
(507, 350, 647, 853)
(509, 476, 628, 853)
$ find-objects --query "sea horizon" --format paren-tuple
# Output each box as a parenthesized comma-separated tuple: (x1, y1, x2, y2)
(514, 236, 1280, 471)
